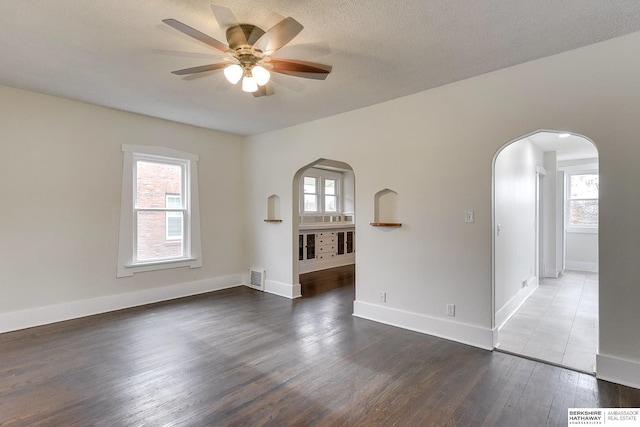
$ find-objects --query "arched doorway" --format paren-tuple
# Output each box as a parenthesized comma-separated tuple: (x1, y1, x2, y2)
(292, 159, 356, 297)
(493, 130, 599, 373)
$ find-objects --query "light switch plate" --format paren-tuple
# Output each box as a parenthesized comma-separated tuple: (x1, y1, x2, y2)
(465, 211, 474, 223)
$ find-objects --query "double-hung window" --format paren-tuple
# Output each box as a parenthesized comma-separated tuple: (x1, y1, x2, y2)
(300, 169, 341, 214)
(303, 176, 319, 212)
(567, 172, 598, 232)
(324, 178, 337, 212)
(117, 145, 202, 277)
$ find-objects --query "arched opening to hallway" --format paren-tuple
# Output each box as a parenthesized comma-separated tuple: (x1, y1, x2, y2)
(493, 130, 599, 373)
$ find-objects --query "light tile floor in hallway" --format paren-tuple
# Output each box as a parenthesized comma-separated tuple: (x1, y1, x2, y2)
(498, 270, 598, 373)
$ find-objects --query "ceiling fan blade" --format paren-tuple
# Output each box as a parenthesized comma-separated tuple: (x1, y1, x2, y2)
(210, 5, 240, 29)
(152, 49, 227, 60)
(210, 5, 246, 43)
(162, 18, 229, 53)
(171, 62, 228, 75)
(253, 17, 303, 53)
(269, 59, 332, 80)
(252, 83, 275, 97)
(272, 42, 331, 61)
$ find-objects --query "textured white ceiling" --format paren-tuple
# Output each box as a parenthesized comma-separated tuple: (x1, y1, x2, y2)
(1, 1, 640, 135)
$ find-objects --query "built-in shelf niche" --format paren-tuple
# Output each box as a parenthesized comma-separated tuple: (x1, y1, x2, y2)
(265, 194, 282, 223)
(371, 188, 402, 227)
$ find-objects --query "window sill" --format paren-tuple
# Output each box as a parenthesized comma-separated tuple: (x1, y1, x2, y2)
(118, 257, 201, 277)
(567, 227, 598, 234)
(126, 257, 197, 268)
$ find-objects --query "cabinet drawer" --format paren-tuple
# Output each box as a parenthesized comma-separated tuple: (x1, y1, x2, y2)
(317, 231, 336, 238)
(318, 245, 336, 252)
(317, 237, 336, 245)
(318, 253, 336, 260)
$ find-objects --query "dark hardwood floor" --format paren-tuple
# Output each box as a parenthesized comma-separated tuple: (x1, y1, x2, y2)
(1, 267, 638, 426)
(300, 264, 355, 297)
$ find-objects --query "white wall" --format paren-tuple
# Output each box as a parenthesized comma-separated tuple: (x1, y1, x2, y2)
(0, 86, 245, 329)
(565, 232, 598, 272)
(541, 151, 560, 277)
(494, 138, 542, 327)
(244, 31, 640, 385)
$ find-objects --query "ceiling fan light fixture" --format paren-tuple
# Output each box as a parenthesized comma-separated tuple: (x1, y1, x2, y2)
(242, 76, 258, 92)
(224, 64, 243, 84)
(164, 11, 332, 97)
(252, 65, 270, 86)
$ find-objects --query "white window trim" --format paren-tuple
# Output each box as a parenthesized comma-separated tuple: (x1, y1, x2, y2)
(300, 169, 342, 215)
(563, 166, 599, 234)
(117, 145, 202, 277)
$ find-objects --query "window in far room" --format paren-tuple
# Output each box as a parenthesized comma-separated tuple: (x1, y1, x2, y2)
(324, 178, 337, 212)
(567, 172, 598, 231)
(300, 169, 342, 214)
(303, 176, 318, 212)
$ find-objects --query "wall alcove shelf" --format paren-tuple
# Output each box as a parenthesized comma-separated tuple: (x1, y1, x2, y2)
(373, 188, 401, 227)
(265, 194, 281, 223)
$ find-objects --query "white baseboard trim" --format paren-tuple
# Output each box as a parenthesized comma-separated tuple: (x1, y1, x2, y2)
(565, 261, 599, 273)
(495, 278, 538, 330)
(299, 258, 355, 274)
(263, 279, 302, 299)
(353, 300, 494, 350)
(596, 353, 640, 389)
(545, 268, 560, 278)
(0, 274, 243, 334)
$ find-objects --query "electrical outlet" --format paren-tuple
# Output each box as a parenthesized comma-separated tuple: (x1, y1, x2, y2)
(446, 304, 455, 317)
(380, 292, 387, 303)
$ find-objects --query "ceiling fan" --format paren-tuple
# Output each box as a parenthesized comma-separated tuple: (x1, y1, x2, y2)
(163, 5, 332, 97)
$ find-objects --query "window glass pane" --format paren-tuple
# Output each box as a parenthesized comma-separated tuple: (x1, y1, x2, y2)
(325, 195, 337, 212)
(570, 174, 598, 200)
(166, 212, 183, 239)
(303, 177, 317, 194)
(325, 179, 336, 195)
(136, 161, 183, 209)
(166, 194, 181, 209)
(304, 194, 318, 211)
(136, 211, 183, 261)
(569, 200, 598, 226)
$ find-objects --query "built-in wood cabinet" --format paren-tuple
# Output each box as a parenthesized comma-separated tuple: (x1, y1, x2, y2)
(299, 228, 355, 273)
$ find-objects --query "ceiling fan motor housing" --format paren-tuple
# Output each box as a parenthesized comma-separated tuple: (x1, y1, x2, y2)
(226, 24, 265, 52)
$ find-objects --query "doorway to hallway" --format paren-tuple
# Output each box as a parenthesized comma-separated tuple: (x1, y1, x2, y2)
(493, 130, 599, 373)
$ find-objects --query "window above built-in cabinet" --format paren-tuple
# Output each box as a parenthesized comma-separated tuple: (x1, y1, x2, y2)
(299, 167, 354, 225)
